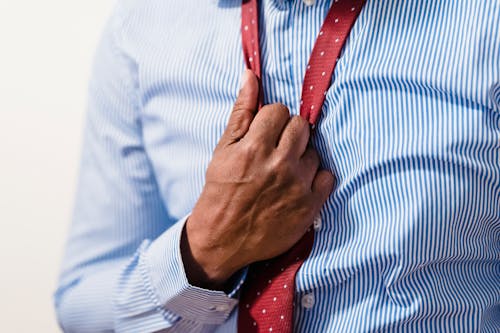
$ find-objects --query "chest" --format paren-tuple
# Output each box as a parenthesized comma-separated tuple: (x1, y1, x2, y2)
(130, 0, 500, 217)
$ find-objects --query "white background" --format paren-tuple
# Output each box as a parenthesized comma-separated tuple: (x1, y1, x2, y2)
(0, 1, 116, 331)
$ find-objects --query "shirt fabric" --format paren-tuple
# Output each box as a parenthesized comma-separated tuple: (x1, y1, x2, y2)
(55, 0, 500, 332)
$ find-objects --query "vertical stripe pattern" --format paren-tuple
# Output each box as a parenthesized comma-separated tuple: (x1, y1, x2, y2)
(55, 0, 500, 332)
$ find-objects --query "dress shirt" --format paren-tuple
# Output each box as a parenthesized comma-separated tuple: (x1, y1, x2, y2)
(55, 0, 500, 332)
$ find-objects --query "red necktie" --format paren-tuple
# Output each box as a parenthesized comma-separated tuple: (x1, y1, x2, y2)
(238, 0, 366, 332)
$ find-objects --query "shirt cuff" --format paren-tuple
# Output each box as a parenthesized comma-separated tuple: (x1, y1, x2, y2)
(143, 214, 246, 325)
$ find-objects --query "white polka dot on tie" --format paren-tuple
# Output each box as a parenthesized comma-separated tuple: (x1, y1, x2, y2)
(253, 322, 257, 326)
(244, 25, 249, 31)
(335, 18, 339, 23)
(273, 297, 277, 302)
(310, 85, 314, 90)
(257, 291, 261, 296)
(252, 19, 256, 24)
(320, 51, 325, 56)
(246, 304, 250, 308)
(324, 91, 327, 96)
(262, 309, 266, 314)
(322, 71, 326, 76)
(254, 51, 257, 56)
(319, 30, 324, 36)
(281, 267, 285, 272)
(268, 279, 272, 284)
(300, 100, 303, 105)
(351, 7, 356, 11)
(335, 38, 340, 43)
(310, 105, 315, 110)
(280, 315, 285, 320)
(249, 57, 253, 62)
(307, 65, 311, 70)
(284, 284, 288, 289)
(269, 328, 273, 332)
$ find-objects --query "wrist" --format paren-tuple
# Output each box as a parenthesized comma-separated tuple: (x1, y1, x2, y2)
(180, 216, 238, 290)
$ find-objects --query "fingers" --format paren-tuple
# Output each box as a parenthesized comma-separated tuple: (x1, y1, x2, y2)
(300, 147, 320, 184)
(311, 169, 335, 205)
(245, 103, 290, 147)
(219, 70, 260, 145)
(277, 116, 310, 157)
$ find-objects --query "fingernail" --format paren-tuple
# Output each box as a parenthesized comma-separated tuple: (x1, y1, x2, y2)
(240, 69, 251, 89)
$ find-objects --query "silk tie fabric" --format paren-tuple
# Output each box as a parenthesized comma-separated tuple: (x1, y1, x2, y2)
(238, 0, 366, 332)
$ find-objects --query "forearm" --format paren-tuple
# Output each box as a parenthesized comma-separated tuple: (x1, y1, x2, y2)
(54, 0, 242, 329)
(56, 216, 242, 333)
(114, 217, 241, 332)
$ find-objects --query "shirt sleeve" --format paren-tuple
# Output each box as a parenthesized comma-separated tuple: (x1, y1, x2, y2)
(114, 215, 245, 333)
(54, 1, 244, 332)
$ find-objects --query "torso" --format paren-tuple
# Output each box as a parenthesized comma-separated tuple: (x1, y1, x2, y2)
(122, 0, 500, 331)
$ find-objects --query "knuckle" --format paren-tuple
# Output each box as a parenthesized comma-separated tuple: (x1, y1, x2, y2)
(257, 116, 274, 131)
(250, 117, 273, 137)
(291, 116, 309, 133)
(232, 107, 252, 123)
(232, 97, 249, 112)
(270, 154, 293, 177)
(271, 103, 291, 118)
(294, 178, 311, 194)
(241, 139, 261, 156)
(255, 104, 291, 132)
(284, 116, 308, 138)
(227, 111, 247, 138)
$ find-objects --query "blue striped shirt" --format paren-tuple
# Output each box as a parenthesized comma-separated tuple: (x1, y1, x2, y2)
(55, 0, 500, 332)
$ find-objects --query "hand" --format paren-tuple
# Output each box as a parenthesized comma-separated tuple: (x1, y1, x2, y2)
(181, 70, 335, 290)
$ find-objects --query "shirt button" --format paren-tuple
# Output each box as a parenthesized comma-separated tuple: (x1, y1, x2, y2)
(313, 215, 322, 231)
(301, 293, 315, 309)
(303, 0, 315, 6)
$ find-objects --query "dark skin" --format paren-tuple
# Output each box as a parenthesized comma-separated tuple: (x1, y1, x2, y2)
(181, 70, 335, 290)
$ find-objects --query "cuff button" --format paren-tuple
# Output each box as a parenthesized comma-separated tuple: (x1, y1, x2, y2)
(216, 304, 230, 312)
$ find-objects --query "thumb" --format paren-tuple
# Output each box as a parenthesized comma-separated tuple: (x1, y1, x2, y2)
(220, 69, 260, 145)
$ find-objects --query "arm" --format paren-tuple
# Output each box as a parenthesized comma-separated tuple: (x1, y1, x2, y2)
(56, 2, 335, 332)
(54, 3, 240, 332)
